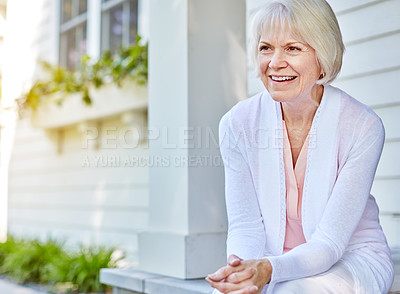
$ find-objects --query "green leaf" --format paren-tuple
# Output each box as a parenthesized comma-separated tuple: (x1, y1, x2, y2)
(18, 36, 148, 114)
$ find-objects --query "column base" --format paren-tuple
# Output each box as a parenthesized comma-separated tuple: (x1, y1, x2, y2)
(138, 231, 226, 279)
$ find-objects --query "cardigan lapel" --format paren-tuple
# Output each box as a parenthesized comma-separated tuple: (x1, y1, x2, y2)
(257, 91, 286, 256)
(302, 85, 342, 240)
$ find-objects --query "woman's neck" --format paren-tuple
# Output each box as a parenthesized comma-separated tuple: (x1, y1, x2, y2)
(281, 85, 324, 128)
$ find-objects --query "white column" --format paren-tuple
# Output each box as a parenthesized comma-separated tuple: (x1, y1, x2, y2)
(139, 0, 247, 279)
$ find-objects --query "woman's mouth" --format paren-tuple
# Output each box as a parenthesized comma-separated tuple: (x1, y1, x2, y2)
(270, 75, 297, 82)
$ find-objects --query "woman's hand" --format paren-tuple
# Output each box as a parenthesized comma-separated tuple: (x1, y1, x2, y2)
(205, 254, 272, 294)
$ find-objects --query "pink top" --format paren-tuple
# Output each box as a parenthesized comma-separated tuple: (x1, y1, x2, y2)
(282, 120, 308, 252)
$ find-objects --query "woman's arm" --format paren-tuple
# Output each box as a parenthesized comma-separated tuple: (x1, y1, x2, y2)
(206, 112, 272, 293)
(219, 111, 267, 261)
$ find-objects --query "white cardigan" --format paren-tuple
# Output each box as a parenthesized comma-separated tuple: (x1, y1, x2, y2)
(219, 85, 394, 293)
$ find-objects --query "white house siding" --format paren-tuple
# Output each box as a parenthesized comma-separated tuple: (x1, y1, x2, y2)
(247, 0, 400, 247)
(3, 0, 149, 263)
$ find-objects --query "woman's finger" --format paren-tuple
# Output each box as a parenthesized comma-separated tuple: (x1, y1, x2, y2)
(207, 265, 237, 282)
(228, 254, 242, 267)
(225, 267, 256, 283)
(227, 285, 259, 294)
(205, 278, 254, 294)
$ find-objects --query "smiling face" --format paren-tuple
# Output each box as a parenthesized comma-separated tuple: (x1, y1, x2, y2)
(258, 29, 323, 104)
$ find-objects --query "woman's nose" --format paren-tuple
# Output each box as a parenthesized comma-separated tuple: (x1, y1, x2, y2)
(269, 52, 287, 69)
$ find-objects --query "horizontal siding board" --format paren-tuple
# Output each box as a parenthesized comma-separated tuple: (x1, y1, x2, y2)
(10, 148, 149, 172)
(379, 215, 400, 248)
(340, 33, 400, 78)
(337, 0, 400, 44)
(374, 106, 400, 140)
(9, 188, 148, 208)
(8, 183, 148, 194)
(8, 166, 149, 189)
(8, 209, 148, 231)
(246, 0, 268, 13)
(328, 0, 379, 13)
(246, 0, 381, 15)
(372, 179, 400, 213)
(332, 69, 400, 107)
(376, 142, 400, 178)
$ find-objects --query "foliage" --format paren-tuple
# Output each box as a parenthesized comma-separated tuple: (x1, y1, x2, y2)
(49, 246, 118, 293)
(0, 235, 122, 293)
(18, 36, 148, 113)
(0, 236, 66, 284)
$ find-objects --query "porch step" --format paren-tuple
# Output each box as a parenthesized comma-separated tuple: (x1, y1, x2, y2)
(101, 248, 400, 294)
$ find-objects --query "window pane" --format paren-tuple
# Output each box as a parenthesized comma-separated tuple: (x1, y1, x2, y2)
(62, 0, 73, 23)
(79, 0, 87, 15)
(101, 0, 139, 53)
(129, 0, 138, 44)
(60, 23, 87, 70)
(102, 3, 124, 54)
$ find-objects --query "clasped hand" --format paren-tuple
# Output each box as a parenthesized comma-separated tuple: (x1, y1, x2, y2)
(206, 254, 272, 294)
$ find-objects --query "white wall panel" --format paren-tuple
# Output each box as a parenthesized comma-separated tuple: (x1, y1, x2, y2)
(337, 0, 400, 44)
(332, 69, 400, 107)
(379, 215, 400, 248)
(5, 0, 150, 266)
(340, 33, 400, 78)
(9, 188, 148, 209)
(328, 0, 378, 13)
(376, 142, 400, 178)
(372, 179, 400, 213)
(375, 106, 400, 141)
(8, 209, 148, 232)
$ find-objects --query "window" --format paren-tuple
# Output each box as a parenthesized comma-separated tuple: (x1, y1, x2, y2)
(59, 0, 139, 69)
(101, 0, 138, 54)
(59, 0, 88, 70)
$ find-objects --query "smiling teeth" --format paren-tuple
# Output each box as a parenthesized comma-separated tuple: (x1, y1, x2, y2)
(271, 76, 295, 81)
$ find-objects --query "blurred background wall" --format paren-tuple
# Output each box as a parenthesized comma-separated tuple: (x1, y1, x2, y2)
(0, 0, 151, 264)
(0, 0, 399, 269)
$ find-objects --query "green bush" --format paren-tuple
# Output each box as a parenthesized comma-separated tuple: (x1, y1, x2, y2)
(0, 236, 122, 293)
(0, 237, 66, 284)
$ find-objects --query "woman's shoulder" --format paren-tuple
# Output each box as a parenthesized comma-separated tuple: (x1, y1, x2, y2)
(327, 85, 384, 141)
(328, 85, 383, 129)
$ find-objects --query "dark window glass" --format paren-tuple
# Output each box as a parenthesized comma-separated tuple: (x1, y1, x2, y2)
(101, 0, 138, 54)
(129, 0, 138, 44)
(62, 0, 73, 23)
(78, 0, 87, 15)
(59, 0, 88, 70)
(60, 23, 87, 70)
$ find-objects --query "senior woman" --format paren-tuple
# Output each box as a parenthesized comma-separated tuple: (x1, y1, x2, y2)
(206, 0, 394, 293)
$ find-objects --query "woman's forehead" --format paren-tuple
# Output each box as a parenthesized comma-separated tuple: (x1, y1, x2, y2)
(259, 28, 305, 44)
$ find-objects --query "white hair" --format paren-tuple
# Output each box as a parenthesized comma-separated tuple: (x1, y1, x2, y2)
(249, 0, 345, 84)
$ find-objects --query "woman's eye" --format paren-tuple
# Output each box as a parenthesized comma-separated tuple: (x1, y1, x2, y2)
(259, 46, 271, 52)
(288, 46, 300, 52)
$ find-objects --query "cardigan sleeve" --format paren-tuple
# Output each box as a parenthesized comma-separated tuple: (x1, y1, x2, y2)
(219, 111, 267, 261)
(267, 110, 385, 283)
